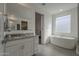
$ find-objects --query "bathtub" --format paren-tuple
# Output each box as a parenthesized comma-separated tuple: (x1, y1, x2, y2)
(50, 35, 76, 49)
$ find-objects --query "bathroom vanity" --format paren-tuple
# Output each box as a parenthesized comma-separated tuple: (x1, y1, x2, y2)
(0, 12, 39, 56)
(3, 31, 39, 56)
(0, 3, 38, 56)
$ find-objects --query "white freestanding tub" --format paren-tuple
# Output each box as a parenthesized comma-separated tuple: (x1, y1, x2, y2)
(50, 35, 76, 49)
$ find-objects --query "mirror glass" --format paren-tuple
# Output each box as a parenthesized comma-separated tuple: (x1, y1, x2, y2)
(4, 15, 28, 31)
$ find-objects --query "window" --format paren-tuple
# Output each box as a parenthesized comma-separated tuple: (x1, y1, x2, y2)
(55, 15, 71, 33)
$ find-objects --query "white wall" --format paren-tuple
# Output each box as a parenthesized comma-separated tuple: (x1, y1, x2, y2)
(52, 7, 78, 37)
(43, 14, 52, 44)
(6, 3, 35, 34)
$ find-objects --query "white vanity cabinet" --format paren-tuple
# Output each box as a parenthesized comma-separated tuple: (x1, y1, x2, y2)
(5, 40, 25, 56)
(5, 36, 38, 56)
(33, 36, 39, 54)
(6, 44, 24, 56)
(23, 38, 34, 56)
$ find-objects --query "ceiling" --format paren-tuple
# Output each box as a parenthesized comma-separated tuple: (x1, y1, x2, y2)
(27, 3, 78, 15)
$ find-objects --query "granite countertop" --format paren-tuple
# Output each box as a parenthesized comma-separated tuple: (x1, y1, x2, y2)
(2, 35, 39, 44)
(8, 36, 35, 41)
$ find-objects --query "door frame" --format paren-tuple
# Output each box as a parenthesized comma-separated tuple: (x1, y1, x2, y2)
(35, 12, 44, 44)
(41, 14, 44, 44)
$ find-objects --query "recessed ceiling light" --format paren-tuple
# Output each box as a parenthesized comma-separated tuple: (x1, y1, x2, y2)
(59, 9, 63, 12)
(8, 14, 16, 20)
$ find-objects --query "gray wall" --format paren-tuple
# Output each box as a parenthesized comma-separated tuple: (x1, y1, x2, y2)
(52, 7, 78, 37)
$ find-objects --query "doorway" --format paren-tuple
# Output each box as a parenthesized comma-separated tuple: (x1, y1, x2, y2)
(35, 12, 44, 44)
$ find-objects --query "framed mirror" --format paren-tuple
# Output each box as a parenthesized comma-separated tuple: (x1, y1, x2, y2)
(4, 14, 29, 31)
(21, 21, 28, 30)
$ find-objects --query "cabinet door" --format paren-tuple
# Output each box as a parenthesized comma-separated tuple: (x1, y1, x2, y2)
(6, 45, 19, 56)
(6, 44, 24, 56)
(5, 38, 34, 56)
(23, 38, 33, 56)
(33, 36, 39, 54)
(17, 44, 24, 56)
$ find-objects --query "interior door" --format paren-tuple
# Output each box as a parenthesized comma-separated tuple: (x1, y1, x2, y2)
(35, 12, 42, 44)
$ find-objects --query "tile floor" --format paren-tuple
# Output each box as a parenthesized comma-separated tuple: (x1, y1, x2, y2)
(35, 44, 76, 56)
